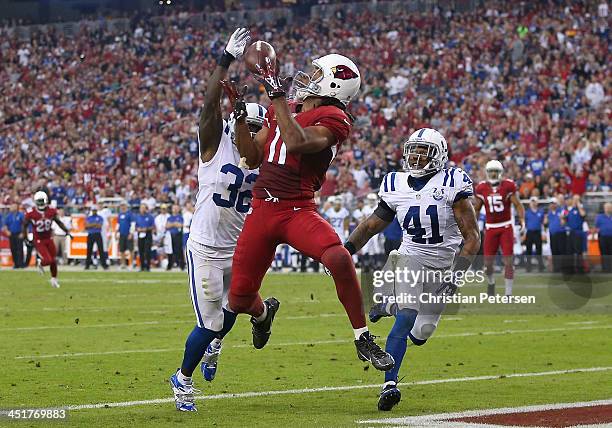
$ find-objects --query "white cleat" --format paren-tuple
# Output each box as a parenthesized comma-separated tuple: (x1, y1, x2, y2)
(37, 258, 45, 275)
(50, 278, 60, 288)
(169, 370, 199, 412)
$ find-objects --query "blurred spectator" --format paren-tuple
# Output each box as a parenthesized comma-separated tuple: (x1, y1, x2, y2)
(524, 196, 545, 272)
(4, 203, 25, 268)
(566, 194, 588, 273)
(166, 204, 185, 271)
(182, 201, 194, 247)
(135, 204, 154, 272)
(117, 202, 134, 269)
(594, 202, 612, 273)
(85, 206, 108, 270)
(547, 195, 568, 273)
(155, 204, 171, 266)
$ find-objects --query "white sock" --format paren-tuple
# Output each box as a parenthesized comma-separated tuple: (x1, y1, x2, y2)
(354, 327, 369, 340)
(211, 338, 222, 348)
(177, 370, 191, 384)
(505, 278, 513, 296)
(487, 274, 495, 285)
(382, 380, 397, 388)
(255, 303, 268, 323)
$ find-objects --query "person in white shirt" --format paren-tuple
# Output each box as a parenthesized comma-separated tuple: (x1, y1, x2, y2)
(324, 197, 350, 241)
(154, 204, 172, 266)
(51, 207, 72, 264)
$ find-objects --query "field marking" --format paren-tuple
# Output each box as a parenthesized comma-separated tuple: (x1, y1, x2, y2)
(503, 319, 527, 323)
(358, 398, 612, 425)
(64, 367, 612, 411)
(1, 320, 191, 332)
(14, 324, 612, 360)
(566, 321, 600, 325)
(2, 312, 351, 332)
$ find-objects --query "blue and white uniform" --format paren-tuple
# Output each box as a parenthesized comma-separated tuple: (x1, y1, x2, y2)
(377, 167, 473, 340)
(187, 121, 258, 331)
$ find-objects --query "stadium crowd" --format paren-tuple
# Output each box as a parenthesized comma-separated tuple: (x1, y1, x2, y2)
(0, 0, 609, 213)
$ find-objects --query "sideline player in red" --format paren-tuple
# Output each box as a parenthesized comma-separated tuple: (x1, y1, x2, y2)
(22, 191, 73, 288)
(474, 160, 525, 296)
(224, 53, 394, 371)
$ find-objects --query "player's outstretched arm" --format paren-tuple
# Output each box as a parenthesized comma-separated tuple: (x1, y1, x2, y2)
(21, 217, 30, 241)
(198, 27, 250, 163)
(472, 195, 483, 213)
(53, 215, 72, 239)
(236, 115, 268, 168)
(273, 100, 335, 154)
(453, 197, 481, 262)
(346, 212, 391, 254)
(509, 193, 526, 231)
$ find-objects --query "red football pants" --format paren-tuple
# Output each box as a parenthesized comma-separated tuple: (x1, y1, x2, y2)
(483, 225, 514, 279)
(35, 238, 57, 265)
(35, 238, 58, 277)
(228, 198, 366, 328)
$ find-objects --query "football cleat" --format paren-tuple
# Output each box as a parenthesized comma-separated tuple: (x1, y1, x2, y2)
(369, 303, 392, 323)
(36, 258, 45, 275)
(355, 332, 395, 371)
(251, 297, 280, 349)
(378, 382, 401, 411)
(50, 278, 60, 288)
(169, 370, 200, 412)
(201, 339, 222, 382)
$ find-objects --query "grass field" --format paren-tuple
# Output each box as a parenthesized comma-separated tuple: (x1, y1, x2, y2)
(1, 269, 611, 427)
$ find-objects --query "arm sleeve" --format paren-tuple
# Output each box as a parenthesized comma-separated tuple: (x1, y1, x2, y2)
(374, 199, 396, 222)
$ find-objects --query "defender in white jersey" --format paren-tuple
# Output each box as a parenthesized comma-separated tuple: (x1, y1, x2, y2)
(170, 27, 267, 412)
(324, 197, 350, 240)
(345, 128, 481, 412)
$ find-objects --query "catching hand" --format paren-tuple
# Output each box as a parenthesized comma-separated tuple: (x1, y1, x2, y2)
(224, 28, 250, 60)
(220, 80, 247, 121)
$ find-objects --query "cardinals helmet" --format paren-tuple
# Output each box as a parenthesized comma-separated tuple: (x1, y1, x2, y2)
(34, 191, 49, 211)
(485, 160, 504, 184)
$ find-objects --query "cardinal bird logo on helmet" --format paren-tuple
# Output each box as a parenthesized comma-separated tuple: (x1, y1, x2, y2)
(331, 65, 359, 80)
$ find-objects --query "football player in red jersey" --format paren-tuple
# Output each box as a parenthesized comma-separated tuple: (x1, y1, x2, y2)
(473, 160, 525, 296)
(22, 191, 72, 288)
(224, 53, 394, 371)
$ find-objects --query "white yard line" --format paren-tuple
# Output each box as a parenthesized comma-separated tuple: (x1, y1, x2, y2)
(14, 324, 612, 360)
(358, 398, 612, 426)
(65, 367, 612, 411)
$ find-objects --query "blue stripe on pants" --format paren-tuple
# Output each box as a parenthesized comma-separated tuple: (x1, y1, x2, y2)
(188, 249, 204, 327)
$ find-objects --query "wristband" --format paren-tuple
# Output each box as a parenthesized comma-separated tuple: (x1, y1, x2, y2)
(217, 50, 235, 69)
(344, 241, 357, 256)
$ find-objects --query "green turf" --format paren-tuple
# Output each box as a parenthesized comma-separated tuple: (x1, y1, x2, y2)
(0, 270, 611, 427)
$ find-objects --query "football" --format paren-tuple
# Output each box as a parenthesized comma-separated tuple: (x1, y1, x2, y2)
(244, 40, 277, 76)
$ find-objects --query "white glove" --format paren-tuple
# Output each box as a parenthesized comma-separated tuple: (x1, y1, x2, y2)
(224, 27, 250, 60)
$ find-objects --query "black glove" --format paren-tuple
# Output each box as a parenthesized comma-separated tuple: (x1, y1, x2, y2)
(254, 74, 292, 100)
(220, 80, 247, 121)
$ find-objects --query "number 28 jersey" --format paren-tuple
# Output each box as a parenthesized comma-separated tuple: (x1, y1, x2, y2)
(189, 121, 258, 249)
(25, 207, 57, 240)
(379, 168, 473, 269)
(253, 104, 352, 201)
(474, 179, 517, 227)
